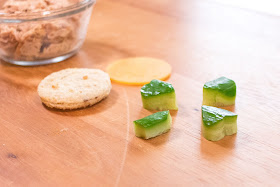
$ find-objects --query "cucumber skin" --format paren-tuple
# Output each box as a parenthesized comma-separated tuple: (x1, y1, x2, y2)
(202, 105, 237, 141)
(141, 79, 174, 97)
(134, 111, 172, 139)
(203, 77, 236, 107)
(203, 77, 236, 97)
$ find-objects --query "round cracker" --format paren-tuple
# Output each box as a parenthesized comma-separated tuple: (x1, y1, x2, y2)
(106, 57, 172, 85)
(38, 68, 111, 110)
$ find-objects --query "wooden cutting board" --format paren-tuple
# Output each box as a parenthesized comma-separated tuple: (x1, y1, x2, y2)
(1, 0, 280, 186)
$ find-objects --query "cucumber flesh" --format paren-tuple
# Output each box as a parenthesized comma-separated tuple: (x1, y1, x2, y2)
(133, 111, 172, 139)
(202, 105, 237, 141)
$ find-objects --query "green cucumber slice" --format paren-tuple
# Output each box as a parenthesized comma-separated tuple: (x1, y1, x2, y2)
(133, 111, 172, 139)
(141, 79, 178, 110)
(203, 77, 236, 107)
(202, 105, 237, 141)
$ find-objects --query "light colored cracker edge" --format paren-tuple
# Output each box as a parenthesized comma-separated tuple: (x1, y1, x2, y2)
(41, 92, 109, 110)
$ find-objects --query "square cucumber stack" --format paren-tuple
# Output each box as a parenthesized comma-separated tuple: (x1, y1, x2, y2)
(141, 79, 178, 110)
(133, 111, 172, 139)
(203, 77, 236, 107)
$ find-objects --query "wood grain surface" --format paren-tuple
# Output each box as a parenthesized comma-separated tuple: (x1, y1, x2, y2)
(1, 0, 280, 186)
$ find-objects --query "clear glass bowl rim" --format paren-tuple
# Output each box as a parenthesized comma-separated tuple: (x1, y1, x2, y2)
(0, 0, 96, 23)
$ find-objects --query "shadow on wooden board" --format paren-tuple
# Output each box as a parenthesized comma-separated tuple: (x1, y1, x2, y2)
(200, 133, 237, 161)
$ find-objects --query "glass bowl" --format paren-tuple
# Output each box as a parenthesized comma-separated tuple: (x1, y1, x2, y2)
(0, 0, 96, 66)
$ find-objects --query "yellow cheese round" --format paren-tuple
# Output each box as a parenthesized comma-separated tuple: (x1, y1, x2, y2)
(106, 57, 172, 86)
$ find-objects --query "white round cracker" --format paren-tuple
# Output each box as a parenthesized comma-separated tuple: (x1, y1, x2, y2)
(38, 68, 111, 110)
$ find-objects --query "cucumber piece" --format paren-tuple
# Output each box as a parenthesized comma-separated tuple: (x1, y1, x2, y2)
(202, 105, 237, 141)
(133, 111, 172, 139)
(203, 77, 236, 107)
(141, 79, 178, 110)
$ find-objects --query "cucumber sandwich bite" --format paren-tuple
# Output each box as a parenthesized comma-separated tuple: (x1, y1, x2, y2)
(141, 79, 178, 110)
(203, 77, 236, 107)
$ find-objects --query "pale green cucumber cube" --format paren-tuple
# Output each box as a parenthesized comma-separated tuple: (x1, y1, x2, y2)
(141, 79, 178, 110)
(202, 105, 237, 141)
(133, 111, 172, 139)
(203, 77, 236, 107)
